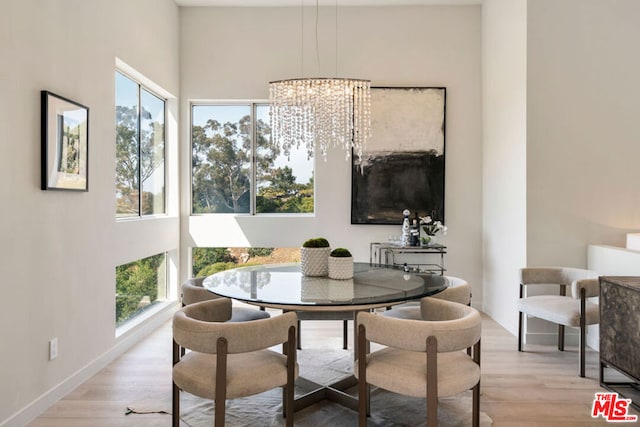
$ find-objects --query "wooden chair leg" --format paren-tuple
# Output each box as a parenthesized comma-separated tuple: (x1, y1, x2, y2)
(214, 400, 225, 427)
(358, 324, 368, 427)
(426, 336, 438, 427)
(518, 311, 523, 352)
(297, 320, 302, 350)
(472, 340, 481, 427)
(172, 339, 181, 427)
(214, 338, 228, 427)
(580, 324, 586, 377)
(285, 325, 296, 427)
(579, 287, 586, 377)
(558, 324, 565, 351)
(472, 382, 480, 427)
(172, 382, 180, 427)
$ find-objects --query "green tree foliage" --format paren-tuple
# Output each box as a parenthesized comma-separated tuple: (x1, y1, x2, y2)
(196, 262, 241, 277)
(116, 104, 164, 216)
(115, 253, 164, 325)
(247, 247, 274, 257)
(256, 167, 314, 213)
(192, 117, 253, 213)
(192, 247, 236, 277)
(192, 110, 314, 214)
(115, 105, 139, 214)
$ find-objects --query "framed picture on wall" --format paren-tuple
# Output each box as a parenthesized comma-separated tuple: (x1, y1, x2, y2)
(351, 87, 446, 225)
(41, 90, 89, 191)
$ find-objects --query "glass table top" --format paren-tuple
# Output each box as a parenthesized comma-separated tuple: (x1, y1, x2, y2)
(202, 262, 449, 308)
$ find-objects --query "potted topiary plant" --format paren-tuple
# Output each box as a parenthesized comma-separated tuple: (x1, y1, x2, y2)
(328, 247, 353, 280)
(301, 237, 331, 276)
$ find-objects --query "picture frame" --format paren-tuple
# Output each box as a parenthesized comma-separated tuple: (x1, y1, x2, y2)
(351, 87, 446, 225)
(41, 90, 89, 191)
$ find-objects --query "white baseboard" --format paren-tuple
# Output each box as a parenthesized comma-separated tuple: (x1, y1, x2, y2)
(0, 303, 177, 427)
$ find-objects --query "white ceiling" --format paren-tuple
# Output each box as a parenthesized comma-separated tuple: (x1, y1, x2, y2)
(175, 0, 480, 7)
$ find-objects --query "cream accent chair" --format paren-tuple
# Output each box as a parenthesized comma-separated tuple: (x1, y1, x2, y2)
(518, 267, 600, 377)
(182, 277, 270, 322)
(381, 276, 471, 320)
(172, 298, 298, 427)
(356, 298, 482, 427)
(186, 277, 346, 350)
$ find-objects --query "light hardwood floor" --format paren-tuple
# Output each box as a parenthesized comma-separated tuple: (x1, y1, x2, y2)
(29, 310, 639, 426)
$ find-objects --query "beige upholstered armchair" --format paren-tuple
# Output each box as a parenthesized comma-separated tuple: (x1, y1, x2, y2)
(172, 298, 298, 427)
(356, 298, 482, 427)
(185, 277, 345, 351)
(517, 267, 599, 377)
(381, 276, 471, 320)
(182, 277, 270, 321)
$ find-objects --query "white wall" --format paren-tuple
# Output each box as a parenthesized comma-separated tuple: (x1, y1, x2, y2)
(179, 5, 484, 304)
(526, 0, 640, 268)
(0, 1, 180, 425)
(481, 0, 527, 334)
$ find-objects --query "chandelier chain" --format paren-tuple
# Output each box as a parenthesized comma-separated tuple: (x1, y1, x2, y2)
(269, 1, 371, 163)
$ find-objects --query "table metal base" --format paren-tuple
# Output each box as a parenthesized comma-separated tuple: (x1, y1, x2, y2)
(294, 375, 360, 412)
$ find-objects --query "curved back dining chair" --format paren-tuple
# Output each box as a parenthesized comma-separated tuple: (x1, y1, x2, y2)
(182, 277, 270, 322)
(381, 276, 471, 320)
(356, 298, 482, 426)
(430, 276, 471, 305)
(518, 266, 600, 377)
(172, 298, 298, 427)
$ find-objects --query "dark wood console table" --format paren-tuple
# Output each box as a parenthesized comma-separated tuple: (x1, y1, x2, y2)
(599, 276, 640, 410)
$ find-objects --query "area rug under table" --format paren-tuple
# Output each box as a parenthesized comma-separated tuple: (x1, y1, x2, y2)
(127, 348, 492, 426)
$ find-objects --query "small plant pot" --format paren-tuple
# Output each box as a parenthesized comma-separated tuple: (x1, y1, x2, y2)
(301, 247, 331, 276)
(328, 256, 354, 280)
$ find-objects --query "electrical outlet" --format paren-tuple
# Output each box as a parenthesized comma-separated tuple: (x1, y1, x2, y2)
(49, 338, 58, 361)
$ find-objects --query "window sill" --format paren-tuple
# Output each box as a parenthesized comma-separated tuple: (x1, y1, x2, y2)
(115, 299, 177, 338)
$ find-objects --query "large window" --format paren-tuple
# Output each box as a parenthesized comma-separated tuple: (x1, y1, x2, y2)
(115, 252, 167, 327)
(115, 71, 166, 217)
(191, 103, 314, 214)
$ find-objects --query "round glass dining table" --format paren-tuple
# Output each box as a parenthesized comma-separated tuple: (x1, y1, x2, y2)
(202, 262, 449, 311)
(202, 262, 450, 412)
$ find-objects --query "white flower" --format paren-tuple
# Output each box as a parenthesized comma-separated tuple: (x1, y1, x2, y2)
(420, 215, 447, 236)
(420, 216, 432, 224)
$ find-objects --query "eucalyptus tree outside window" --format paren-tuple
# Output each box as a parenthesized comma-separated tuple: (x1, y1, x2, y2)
(115, 71, 166, 217)
(191, 103, 314, 214)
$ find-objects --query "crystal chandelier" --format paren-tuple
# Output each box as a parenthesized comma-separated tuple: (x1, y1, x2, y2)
(268, 1, 371, 162)
(269, 77, 371, 161)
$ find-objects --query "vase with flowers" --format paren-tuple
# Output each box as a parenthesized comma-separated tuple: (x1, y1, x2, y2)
(420, 215, 447, 246)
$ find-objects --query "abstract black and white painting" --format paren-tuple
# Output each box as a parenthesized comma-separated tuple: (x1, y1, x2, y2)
(351, 87, 445, 225)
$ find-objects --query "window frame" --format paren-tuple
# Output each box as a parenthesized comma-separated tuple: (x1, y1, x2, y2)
(115, 69, 167, 220)
(190, 100, 316, 216)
